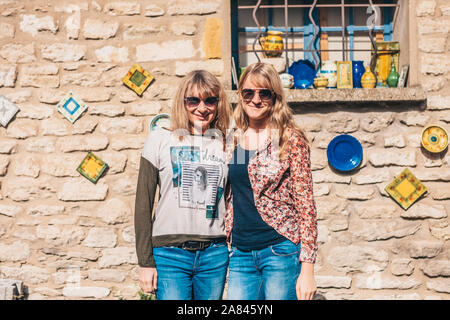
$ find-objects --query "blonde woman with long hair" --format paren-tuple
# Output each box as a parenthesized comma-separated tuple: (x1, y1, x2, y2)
(225, 62, 318, 300)
(135, 70, 232, 300)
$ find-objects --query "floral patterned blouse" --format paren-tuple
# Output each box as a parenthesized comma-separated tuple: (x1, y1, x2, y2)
(225, 128, 318, 263)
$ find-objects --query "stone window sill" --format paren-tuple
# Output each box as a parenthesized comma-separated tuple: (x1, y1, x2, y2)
(226, 87, 426, 106)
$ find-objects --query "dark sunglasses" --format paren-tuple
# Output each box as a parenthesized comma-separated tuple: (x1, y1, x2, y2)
(241, 88, 275, 102)
(184, 96, 219, 108)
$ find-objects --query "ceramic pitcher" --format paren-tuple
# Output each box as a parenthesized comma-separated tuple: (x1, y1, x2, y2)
(260, 31, 284, 58)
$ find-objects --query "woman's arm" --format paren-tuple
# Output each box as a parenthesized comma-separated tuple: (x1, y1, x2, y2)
(135, 156, 159, 293)
(289, 131, 318, 300)
(296, 262, 317, 300)
(289, 132, 318, 264)
(135, 156, 159, 268)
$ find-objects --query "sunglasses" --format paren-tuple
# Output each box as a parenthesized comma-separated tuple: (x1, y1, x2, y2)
(241, 88, 275, 102)
(184, 96, 219, 108)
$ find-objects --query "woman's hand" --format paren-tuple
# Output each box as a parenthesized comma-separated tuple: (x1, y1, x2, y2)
(138, 267, 158, 294)
(296, 262, 317, 300)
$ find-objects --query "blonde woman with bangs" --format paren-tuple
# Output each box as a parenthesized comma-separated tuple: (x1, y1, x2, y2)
(135, 70, 232, 300)
(225, 62, 318, 300)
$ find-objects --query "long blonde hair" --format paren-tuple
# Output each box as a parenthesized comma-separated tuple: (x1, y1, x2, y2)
(170, 70, 232, 140)
(234, 62, 309, 157)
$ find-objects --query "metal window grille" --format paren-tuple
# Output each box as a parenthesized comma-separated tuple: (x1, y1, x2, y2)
(231, 0, 400, 87)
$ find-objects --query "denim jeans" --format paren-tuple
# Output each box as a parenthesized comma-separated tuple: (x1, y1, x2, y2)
(153, 242, 229, 300)
(227, 240, 301, 300)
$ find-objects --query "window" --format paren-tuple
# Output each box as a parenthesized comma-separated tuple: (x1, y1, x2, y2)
(231, 0, 407, 89)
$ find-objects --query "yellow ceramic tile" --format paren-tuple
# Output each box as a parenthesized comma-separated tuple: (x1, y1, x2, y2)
(395, 179, 416, 198)
(385, 168, 427, 210)
(122, 64, 154, 96)
(77, 152, 108, 184)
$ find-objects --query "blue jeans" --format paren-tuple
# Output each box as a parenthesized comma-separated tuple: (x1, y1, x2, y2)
(227, 240, 301, 300)
(153, 242, 229, 300)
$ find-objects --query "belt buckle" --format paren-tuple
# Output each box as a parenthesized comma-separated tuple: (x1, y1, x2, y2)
(182, 241, 201, 251)
(182, 241, 209, 251)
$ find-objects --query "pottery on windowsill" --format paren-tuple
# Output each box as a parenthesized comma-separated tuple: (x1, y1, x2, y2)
(314, 77, 328, 90)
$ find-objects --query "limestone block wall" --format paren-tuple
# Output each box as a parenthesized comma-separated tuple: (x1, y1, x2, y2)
(0, 0, 230, 300)
(303, 0, 450, 300)
(0, 0, 448, 300)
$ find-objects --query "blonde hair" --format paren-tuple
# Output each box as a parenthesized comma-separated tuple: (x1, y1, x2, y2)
(234, 62, 309, 158)
(170, 70, 232, 140)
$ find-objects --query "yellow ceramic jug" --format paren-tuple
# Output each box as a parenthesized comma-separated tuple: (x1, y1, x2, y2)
(260, 31, 284, 58)
(361, 66, 376, 88)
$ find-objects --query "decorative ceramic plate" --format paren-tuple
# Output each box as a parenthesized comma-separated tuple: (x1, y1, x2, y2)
(0, 94, 20, 127)
(327, 135, 363, 172)
(385, 168, 427, 210)
(77, 152, 108, 184)
(421, 125, 448, 153)
(123, 64, 154, 96)
(150, 113, 171, 131)
(57, 91, 88, 123)
(288, 60, 317, 89)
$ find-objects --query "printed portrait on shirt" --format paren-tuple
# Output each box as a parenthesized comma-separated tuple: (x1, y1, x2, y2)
(179, 161, 223, 217)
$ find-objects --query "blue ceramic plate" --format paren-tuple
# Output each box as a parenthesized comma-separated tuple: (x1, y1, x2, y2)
(327, 135, 363, 172)
(149, 113, 171, 131)
(288, 60, 317, 89)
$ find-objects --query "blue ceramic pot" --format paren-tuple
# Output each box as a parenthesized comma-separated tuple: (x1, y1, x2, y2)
(352, 61, 365, 88)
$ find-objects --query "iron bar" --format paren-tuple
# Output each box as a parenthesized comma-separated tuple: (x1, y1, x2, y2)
(238, 4, 398, 9)
(341, 0, 346, 61)
(284, 0, 289, 71)
(240, 26, 386, 32)
(308, 0, 320, 69)
(368, 0, 379, 84)
(252, 0, 263, 62)
(235, 49, 400, 53)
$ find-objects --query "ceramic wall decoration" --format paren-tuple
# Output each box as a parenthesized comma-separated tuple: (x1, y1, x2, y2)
(361, 66, 376, 88)
(150, 113, 171, 131)
(123, 64, 154, 96)
(385, 168, 427, 210)
(313, 76, 328, 90)
(337, 61, 353, 89)
(397, 65, 409, 88)
(421, 125, 448, 153)
(57, 91, 88, 124)
(387, 61, 400, 87)
(372, 41, 399, 87)
(77, 152, 108, 184)
(352, 61, 365, 88)
(326, 134, 363, 172)
(259, 31, 284, 58)
(280, 73, 294, 88)
(0, 95, 20, 127)
(320, 60, 337, 88)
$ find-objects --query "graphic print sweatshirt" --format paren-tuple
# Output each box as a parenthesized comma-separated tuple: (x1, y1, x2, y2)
(134, 128, 228, 268)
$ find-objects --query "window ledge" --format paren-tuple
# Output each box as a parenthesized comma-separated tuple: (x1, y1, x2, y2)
(226, 87, 426, 105)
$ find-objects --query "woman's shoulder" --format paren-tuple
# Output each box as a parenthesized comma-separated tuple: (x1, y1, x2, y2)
(147, 127, 171, 138)
(143, 127, 172, 150)
(286, 127, 308, 147)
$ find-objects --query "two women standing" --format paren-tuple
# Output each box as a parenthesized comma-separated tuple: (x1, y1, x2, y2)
(135, 63, 318, 300)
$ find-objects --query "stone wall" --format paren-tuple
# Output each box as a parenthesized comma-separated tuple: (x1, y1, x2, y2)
(0, 0, 448, 300)
(304, 0, 450, 300)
